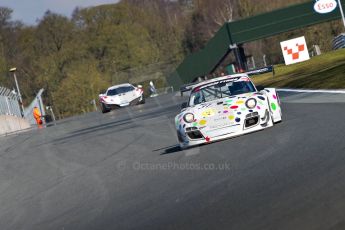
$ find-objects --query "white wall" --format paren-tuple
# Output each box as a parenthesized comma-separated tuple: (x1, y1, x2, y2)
(0, 115, 31, 136)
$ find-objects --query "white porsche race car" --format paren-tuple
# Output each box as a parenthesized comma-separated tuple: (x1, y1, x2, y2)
(175, 74, 282, 148)
(99, 83, 145, 113)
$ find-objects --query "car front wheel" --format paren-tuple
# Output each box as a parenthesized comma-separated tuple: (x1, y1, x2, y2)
(101, 103, 110, 113)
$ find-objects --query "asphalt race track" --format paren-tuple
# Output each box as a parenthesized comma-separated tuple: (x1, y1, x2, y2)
(1, 91, 345, 230)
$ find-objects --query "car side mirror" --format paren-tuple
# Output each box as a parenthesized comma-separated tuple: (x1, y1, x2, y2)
(256, 85, 265, 91)
(181, 102, 188, 109)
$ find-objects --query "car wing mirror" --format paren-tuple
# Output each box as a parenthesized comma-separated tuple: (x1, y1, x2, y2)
(181, 102, 188, 109)
(256, 85, 265, 91)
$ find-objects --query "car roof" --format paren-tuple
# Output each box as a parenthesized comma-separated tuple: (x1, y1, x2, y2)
(191, 73, 249, 91)
(107, 83, 133, 91)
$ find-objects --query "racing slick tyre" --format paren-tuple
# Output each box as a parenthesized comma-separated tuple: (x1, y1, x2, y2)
(268, 111, 274, 127)
(266, 97, 282, 124)
(266, 99, 276, 126)
(101, 103, 110, 113)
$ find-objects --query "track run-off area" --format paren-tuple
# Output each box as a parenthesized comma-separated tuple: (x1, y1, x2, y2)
(1, 90, 345, 230)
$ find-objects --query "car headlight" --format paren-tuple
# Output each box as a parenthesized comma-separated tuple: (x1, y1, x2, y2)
(183, 113, 195, 123)
(245, 98, 257, 109)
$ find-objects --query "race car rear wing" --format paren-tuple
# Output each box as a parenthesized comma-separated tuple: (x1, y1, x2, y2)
(179, 66, 275, 96)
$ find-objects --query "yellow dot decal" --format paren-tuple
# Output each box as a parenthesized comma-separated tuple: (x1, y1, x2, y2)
(199, 120, 207, 125)
(236, 100, 244, 105)
(201, 108, 216, 117)
(228, 115, 235, 120)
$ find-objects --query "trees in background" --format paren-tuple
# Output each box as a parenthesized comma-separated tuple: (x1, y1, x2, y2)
(0, 7, 17, 86)
(0, 0, 343, 117)
(183, 0, 238, 53)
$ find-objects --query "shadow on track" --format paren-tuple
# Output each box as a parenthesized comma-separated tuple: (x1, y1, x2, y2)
(153, 144, 182, 155)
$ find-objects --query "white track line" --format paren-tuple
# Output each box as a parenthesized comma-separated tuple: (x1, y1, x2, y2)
(277, 88, 345, 94)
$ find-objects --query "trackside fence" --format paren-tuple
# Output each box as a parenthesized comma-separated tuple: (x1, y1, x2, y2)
(0, 86, 22, 117)
(24, 89, 46, 125)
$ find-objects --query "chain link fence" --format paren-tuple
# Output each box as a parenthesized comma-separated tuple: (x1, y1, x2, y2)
(0, 86, 22, 117)
(0, 86, 46, 125)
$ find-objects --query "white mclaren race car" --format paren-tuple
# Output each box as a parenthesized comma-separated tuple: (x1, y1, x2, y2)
(99, 83, 145, 113)
(175, 74, 282, 148)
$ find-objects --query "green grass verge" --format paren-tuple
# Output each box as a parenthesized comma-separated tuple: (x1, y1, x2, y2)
(251, 48, 345, 89)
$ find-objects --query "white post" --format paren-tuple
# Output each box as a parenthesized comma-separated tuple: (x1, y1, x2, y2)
(251, 56, 256, 69)
(263, 54, 267, 67)
(12, 71, 25, 117)
(92, 99, 98, 111)
(338, 0, 345, 29)
(50, 107, 56, 123)
(5, 97, 11, 115)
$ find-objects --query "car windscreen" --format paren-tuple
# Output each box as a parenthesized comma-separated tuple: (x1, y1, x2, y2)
(190, 80, 256, 106)
(107, 86, 134, 96)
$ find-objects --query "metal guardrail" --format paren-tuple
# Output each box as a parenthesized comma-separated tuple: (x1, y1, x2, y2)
(0, 86, 22, 117)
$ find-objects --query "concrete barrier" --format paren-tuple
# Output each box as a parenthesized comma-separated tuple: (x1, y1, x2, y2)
(0, 115, 31, 136)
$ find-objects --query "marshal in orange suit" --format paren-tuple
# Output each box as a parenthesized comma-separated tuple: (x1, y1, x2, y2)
(33, 106, 43, 125)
